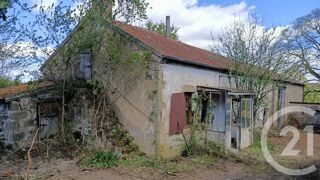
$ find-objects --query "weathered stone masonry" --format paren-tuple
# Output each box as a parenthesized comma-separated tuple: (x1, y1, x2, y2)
(0, 96, 60, 149)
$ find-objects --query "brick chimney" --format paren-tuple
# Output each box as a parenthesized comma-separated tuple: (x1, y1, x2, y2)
(166, 16, 170, 38)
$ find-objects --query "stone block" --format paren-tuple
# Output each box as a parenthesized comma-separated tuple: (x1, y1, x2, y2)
(20, 98, 36, 110)
(29, 109, 37, 120)
(9, 101, 20, 111)
(8, 111, 29, 121)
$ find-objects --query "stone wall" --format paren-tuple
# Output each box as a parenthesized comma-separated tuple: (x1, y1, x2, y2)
(0, 103, 8, 143)
(0, 98, 59, 149)
(41, 24, 161, 156)
(4, 98, 38, 148)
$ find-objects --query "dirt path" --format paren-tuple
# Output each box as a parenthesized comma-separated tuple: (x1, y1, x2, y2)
(0, 158, 267, 180)
(1, 157, 316, 180)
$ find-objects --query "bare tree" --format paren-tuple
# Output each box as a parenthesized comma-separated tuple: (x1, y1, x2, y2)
(0, 1, 35, 77)
(211, 15, 294, 122)
(282, 8, 320, 82)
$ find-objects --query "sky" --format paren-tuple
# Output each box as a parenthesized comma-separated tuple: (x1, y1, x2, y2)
(138, 0, 320, 49)
(6, 0, 320, 80)
(198, 0, 320, 27)
(27, 0, 320, 50)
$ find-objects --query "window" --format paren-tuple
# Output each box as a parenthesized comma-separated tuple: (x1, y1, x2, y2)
(278, 88, 286, 110)
(169, 92, 194, 135)
(241, 99, 252, 128)
(76, 52, 92, 80)
(226, 97, 232, 132)
(185, 93, 193, 125)
(201, 92, 225, 132)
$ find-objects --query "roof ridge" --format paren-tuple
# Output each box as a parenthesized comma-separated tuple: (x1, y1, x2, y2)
(114, 20, 213, 53)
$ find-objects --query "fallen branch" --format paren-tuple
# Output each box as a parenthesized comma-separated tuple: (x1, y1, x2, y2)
(24, 128, 39, 180)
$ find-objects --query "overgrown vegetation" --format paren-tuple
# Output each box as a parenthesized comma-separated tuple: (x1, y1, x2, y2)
(180, 92, 237, 161)
(248, 130, 274, 155)
(82, 150, 216, 174)
(0, 76, 19, 88)
(304, 83, 320, 103)
(85, 150, 118, 168)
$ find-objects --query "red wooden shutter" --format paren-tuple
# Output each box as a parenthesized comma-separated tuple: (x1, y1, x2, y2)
(169, 93, 186, 135)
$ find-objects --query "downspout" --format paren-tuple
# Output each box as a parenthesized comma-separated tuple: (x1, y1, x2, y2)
(238, 97, 242, 150)
(251, 96, 254, 145)
(155, 61, 163, 156)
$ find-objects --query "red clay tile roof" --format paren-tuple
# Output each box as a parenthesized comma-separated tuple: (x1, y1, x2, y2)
(41, 21, 303, 85)
(115, 22, 234, 70)
(0, 81, 54, 99)
(115, 22, 303, 85)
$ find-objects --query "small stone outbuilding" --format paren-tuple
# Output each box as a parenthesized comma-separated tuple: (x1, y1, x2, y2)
(0, 81, 60, 148)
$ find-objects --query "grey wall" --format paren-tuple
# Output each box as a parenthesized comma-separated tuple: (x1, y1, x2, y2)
(0, 98, 59, 149)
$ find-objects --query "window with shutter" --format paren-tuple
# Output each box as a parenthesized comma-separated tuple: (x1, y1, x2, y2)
(169, 93, 187, 135)
(77, 52, 92, 80)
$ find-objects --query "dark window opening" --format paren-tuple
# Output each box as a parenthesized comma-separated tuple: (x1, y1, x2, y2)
(76, 52, 92, 80)
(278, 87, 286, 110)
(185, 93, 193, 125)
(200, 95, 209, 123)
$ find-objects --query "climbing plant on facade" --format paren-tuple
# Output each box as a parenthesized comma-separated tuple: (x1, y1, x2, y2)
(26, 0, 150, 142)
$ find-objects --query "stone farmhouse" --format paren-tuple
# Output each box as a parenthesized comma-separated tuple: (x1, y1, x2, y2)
(0, 17, 304, 158)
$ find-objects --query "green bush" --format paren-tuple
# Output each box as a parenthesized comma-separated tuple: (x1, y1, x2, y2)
(0, 77, 19, 88)
(85, 151, 118, 168)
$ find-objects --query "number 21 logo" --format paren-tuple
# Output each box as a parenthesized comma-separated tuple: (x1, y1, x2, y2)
(280, 125, 314, 156)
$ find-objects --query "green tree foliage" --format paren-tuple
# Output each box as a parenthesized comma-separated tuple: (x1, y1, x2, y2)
(0, 76, 19, 88)
(145, 20, 179, 40)
(0, 0, 10, 20)
(304, 83, 320, 103)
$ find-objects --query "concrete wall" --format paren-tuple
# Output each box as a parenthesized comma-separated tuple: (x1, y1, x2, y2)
(255, 83, 304, 128)
(286, 84, 304, 105)
(159, 63, 237, 158)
